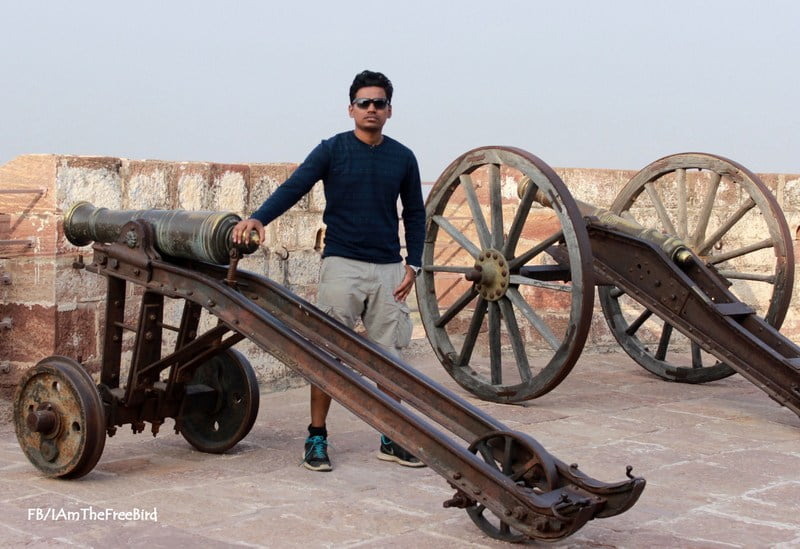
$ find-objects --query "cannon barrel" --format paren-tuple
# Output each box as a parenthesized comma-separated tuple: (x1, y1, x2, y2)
(518, 178, 693, 264)
(64, 202, 259, 264)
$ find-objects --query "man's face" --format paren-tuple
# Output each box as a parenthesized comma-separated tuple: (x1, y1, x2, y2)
(348, 86, 392, 132)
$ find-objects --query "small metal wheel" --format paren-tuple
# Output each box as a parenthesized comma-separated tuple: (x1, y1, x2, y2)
(179, 348, 259, 453)
(466, 430, 559, 542)
(417, 146, 594, 402)
(599, 153, 795, 382)
(14, 356, 106, 479)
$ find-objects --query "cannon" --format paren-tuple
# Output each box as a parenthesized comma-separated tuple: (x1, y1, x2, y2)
(13, 201, 645, 543)
(416, 147, 800, 417)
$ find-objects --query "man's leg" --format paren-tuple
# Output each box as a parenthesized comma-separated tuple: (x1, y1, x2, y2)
(365, 263, 425, 468)
(302, 385, 333, 472)
(303, 257, 366, 472)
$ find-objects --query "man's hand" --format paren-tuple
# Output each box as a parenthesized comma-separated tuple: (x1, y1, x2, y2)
(393, 265, 417, 302)
(232, 218, 265, 247)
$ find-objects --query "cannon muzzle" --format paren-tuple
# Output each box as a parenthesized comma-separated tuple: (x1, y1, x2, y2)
(64, 202, 259, 264)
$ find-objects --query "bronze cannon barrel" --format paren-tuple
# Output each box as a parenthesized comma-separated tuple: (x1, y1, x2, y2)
(64, 202, 259, 264)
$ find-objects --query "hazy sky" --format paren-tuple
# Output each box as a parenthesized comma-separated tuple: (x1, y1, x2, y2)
(2, 1, 799, 181)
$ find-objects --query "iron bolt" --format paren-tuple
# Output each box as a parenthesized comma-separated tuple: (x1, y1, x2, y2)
(27, 409, 58, 435)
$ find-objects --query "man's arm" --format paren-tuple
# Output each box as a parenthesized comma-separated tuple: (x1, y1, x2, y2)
(233, 141, 329, 246)
(393, 153, 426, 302)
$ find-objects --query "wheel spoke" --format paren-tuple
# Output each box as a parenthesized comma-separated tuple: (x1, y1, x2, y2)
(509, 456, 540, 483)
(460, 174, 492, 250)
(691, 342, 703, 368)
(503, 178, 538, 258)
(506, 288, 560, 350)
(488, 301, 502, 384)
(676, 168, 688, 240)
(435, 286, 478, 328)
(697, 197, 756, 255)
(477, 441, 499, 469)
(716, 270, 776, 283)
(655, 322, 673, 361)
(499, 297, 532, 383)
(489, 164, 504, 249)
(610, 286, 626, 299)
(432, 214, 481, 258)
(508, 230, 564, 270)
(644, 182, 678, 236)
(426, 265, 476, 274)
(625, 308, 653, 336)
(501, 436, 514, 475)
(457, 298, 488, 367)
(691, 171, 721, 248)
(708, 238, 774, 264)
(509, 275, 572, 292)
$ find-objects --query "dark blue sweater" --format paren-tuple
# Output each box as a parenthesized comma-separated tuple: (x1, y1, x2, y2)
(251, 131, 426, 266)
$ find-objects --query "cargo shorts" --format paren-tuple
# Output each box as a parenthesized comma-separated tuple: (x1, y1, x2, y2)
(317, 256, 412, 358)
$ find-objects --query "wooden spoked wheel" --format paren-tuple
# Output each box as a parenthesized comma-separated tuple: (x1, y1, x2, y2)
(599, 153, 795, 383)
(179, 349, 260, 453)
(14, 356, 106, 478)
(417, 146, 594, 402)
(466, 430, 559, 542)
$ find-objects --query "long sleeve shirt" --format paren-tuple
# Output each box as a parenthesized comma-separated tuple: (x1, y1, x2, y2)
(250, 131, 426, 266)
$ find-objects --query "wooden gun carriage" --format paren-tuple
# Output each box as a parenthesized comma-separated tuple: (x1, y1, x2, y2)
(417, 147, 799, 417)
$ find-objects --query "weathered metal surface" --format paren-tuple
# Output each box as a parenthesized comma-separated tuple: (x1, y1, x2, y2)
(64, 201, 258, 265)
(589, 224, 800, 416)
(13, 356, 106, 478)
(14, 212, 645, 542)
(179, 349, 260, 453)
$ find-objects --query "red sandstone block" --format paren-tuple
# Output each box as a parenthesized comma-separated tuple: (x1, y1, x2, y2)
(54, 304, 99, 367)
(0, 303, 57, 361)
(0, 257, 55, 303)
(0, 213, 57, 259)
(0, 155, 58, 214)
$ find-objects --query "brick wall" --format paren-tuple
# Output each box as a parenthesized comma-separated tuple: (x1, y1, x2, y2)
(1, 154, 799, 399)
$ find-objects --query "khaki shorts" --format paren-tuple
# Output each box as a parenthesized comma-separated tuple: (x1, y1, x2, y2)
(317, 256, 412, 357)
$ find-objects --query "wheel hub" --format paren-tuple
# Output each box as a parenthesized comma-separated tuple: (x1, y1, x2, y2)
(466, 248, 510, 301)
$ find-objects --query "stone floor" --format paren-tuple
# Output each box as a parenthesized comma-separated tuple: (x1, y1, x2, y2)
(1, 347, 798, 548)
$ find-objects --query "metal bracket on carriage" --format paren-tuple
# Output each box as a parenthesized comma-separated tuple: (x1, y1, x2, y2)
(90, 220, 161, 284)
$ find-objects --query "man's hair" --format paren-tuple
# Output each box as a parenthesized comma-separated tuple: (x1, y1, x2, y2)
(349, 70, 393, 103)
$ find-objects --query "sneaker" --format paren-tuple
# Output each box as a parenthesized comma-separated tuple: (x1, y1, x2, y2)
(303, 435, 332, 472)
(377, 435, 426, 468)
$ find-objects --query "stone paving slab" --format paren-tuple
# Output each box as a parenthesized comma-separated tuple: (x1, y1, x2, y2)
(1, 349, 798, 548)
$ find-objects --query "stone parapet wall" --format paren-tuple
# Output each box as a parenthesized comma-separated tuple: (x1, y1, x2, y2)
(0, 154, 324, 396)
(1, 153, 799, 398)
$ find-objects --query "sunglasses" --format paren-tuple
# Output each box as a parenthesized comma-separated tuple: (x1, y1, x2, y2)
(351, 97, 390, 110)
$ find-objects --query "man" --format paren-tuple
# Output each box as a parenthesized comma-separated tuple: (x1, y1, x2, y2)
(232, 70, 426, 472)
